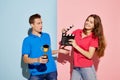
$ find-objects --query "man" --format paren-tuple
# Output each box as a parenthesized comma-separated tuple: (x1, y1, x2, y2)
(22, 14, 68, 80)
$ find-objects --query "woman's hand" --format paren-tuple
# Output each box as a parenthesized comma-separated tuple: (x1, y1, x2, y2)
(69, 39, 77, 48)
(62, 28, 67, 33)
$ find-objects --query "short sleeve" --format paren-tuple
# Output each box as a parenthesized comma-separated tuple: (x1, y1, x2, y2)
(89, 38, 98, 48)
(72, 29, 81, 35)
(22, 38, 31, 56)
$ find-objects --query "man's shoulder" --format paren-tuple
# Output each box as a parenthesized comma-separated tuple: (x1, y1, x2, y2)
(42, 32, 49, 35)
(23, 35, 31, 42)
(42, 32, 50, 36)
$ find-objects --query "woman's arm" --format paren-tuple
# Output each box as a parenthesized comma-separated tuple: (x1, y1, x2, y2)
(69, 39, 96, 59)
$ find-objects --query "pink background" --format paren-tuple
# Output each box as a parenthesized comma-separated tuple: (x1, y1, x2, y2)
(57, 0, 120, 80)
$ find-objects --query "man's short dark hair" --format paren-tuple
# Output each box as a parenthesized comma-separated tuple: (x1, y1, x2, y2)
(29, 14, 41, 24)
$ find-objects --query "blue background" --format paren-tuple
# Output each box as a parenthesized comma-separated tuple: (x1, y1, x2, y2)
(0, 0, 57, 80)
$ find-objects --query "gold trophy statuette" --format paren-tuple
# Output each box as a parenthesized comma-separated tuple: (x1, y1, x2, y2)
(42, 45, 49, 59)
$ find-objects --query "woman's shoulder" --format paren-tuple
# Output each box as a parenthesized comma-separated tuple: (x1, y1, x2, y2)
(72, 29, 82, 34)
(75, 29, 82, 31)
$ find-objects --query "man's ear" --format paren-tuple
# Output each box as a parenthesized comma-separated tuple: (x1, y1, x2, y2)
(30, 24, 34, 28)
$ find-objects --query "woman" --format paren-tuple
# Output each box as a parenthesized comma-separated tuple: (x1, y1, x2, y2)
(62, 14, 106, 80)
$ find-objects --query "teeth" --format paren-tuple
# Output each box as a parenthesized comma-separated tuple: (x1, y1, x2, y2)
(85, 24, 89, 27)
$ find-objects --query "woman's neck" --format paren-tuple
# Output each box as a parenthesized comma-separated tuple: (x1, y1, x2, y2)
(86, 30, 92, 35)
(82, 30, 92, 38)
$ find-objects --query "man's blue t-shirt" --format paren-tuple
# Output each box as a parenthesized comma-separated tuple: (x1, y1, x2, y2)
(22, 32, 57, 75)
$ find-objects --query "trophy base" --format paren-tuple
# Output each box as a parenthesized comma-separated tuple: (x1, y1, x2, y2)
(42, 54, 48, 59)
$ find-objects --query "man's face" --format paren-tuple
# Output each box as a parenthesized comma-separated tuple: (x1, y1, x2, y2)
(31, 18, 42, 33)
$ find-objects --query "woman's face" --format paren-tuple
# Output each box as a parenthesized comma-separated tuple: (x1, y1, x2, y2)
(84, 17, 94, 31)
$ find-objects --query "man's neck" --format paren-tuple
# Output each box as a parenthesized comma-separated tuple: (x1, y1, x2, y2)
(32, 31, 41, 37)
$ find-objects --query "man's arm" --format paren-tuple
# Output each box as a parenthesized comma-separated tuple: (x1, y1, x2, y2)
(52, 48, 70, 55)
(23, 54, 48, 64)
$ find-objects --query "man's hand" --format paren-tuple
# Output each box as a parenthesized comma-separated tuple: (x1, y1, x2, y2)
(59, 48, 70, 54)
(38, 56, 48, 64)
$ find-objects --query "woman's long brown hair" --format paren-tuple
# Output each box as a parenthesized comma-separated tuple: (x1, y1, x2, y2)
(83, 14, 106, 58)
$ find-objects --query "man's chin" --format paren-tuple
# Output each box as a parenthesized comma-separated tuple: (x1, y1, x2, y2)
(39, 32, 42, 34)
(39, 30, 42, 33)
